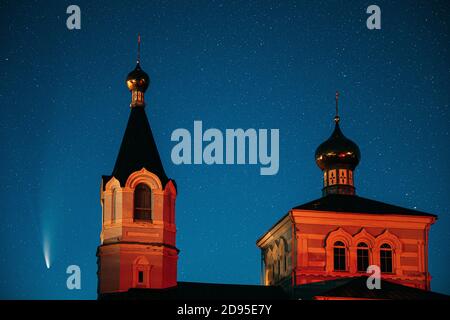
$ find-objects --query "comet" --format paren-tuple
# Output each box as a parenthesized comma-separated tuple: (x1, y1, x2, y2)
(43, 235, 51, 269)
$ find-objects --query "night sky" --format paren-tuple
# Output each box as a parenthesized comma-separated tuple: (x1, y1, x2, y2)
(0, 0, 449, 299)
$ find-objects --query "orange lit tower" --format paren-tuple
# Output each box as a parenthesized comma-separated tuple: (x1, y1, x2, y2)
(257, 92, 437, 291)
(97, 37, 178, 295)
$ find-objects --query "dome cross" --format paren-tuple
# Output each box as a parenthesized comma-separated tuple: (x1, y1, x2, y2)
(335, 91, 340, 123)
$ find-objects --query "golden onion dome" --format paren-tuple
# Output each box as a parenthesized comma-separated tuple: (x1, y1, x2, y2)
(315, 122, 361, 171)
(126, 62, 150, 92)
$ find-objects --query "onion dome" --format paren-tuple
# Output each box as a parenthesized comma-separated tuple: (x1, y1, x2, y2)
(315, 122, 361, 171)
(315, 92, 360, 196)
(126, 35, 149, 107)
(126, 62, 150, 93)
(102, 35, 170, 189)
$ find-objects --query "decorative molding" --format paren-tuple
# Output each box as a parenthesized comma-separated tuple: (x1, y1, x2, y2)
(125, 168, 163, 190)
(352, 228, 375, 248)
(132, 256, 151, 288)
(164, 179, 177, 196)
(325, 227, 352, 248)
(374, 229, 403, 251)
(104, 176, 121, 193)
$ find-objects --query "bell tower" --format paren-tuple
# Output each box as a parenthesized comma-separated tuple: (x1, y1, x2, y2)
(97, 36, 178, 296)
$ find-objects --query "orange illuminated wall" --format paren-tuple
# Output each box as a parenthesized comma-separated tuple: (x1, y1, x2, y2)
(257, 209, 435, 290)
(97, 169, 178, 294)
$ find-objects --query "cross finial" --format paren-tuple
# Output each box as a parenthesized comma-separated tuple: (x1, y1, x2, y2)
(334, 91, 340, 123)
(137, 34, 141, 64)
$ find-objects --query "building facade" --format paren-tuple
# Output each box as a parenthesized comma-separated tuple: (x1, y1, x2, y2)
(257, 94, 437, 291)
(96, 43, 443, 299)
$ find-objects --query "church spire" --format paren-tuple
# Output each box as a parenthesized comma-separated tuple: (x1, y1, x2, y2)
(315, 92, 361, 196)
(137, 34, 141, 64)
(126, 35, 150, 108)
(334, 91, 340, 124)
(97, 38, 178, 296)
(111, 37, 169, 187)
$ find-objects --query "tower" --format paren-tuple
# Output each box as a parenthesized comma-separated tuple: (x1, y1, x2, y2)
(97, 37, 178, 295)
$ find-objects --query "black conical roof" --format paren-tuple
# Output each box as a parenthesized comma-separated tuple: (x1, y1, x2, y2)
(110, 107, 169, 187)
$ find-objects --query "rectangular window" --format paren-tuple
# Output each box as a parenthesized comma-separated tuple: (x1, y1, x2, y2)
(333, 247, 346, 271)
(339, 169, 347, 184)
(138, 271, 144, 283)
(328, 170, 336, 185)
(357, 249, 369, 272)
(380, 250, 393, 273)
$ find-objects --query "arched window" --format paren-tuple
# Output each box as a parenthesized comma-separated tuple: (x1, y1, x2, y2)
(357, 242, 369, 272)
(333, 241, 346, 271)
(134, 183, 152, 221)
(380, 243, 393, 273)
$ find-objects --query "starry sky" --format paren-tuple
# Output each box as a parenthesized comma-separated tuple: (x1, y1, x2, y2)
(0, 0, 449, 299)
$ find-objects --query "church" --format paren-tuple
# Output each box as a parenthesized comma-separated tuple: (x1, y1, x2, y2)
(96, 40, 448, 300)
(256, 92, 437, 295)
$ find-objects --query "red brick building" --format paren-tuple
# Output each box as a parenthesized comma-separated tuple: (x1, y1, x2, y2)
(257, 93, 437, 291)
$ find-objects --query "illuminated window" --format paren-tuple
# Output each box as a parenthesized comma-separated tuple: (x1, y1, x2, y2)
(380, 243, 393, 273)
(339, 169, 347, 184)
(323, 171, 328, 187)
(357, 242, 369, 272)
(333, 241, 346, 271)
(134, 183, 152, 221)
(328, 170, 336, 185)
(348, 170, 353, 185)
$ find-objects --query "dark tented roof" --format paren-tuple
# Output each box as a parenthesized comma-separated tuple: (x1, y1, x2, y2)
(293, 194, 436, 217)
(99, 282, 289, 300)
(99, 279, 449, 300)
(294, 277, 449, 300)
(106, 107, 169, 188)
(257, 194, 436, 244)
